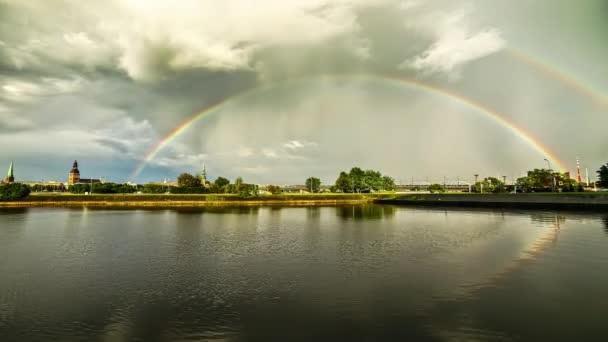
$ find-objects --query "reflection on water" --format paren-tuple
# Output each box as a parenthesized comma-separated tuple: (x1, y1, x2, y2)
(335, 204, 395, 220)
(0, 205, 607, 341)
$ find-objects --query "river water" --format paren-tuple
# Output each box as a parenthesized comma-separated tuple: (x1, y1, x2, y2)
(0, 205, 607, 341)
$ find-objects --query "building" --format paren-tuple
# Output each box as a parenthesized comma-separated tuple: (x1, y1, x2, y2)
(200, 164, 208, 186)
(24, 180, 66, 192)
(68, 160, 100, 186)
(5, 161, 14, 183)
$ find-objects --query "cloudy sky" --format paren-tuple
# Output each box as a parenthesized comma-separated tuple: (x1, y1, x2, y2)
(1, 0, 607, 185)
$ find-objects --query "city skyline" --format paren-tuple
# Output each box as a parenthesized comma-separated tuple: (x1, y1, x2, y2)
(1, 0, 607, 183)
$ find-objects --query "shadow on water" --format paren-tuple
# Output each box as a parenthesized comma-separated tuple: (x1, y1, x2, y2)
(335, 204, 395, 221)
(603, 216, 608, 235)
(0, 208, 29, 215)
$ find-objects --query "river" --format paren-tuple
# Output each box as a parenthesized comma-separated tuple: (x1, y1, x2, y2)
(1, 205, 607, 341)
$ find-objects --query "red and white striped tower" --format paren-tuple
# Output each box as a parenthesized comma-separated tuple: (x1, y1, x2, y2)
(576, 158, 583, 183)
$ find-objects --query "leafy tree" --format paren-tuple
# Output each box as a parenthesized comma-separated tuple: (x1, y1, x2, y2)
(239, 184, 259, 197)
(214, 177, 230, 189)
(305, 177, 321, 193)
(70, 184, 91, 194)
(598, 163, 608, 187)
(266, 185, 282, 194)
(0, 183, 31, 201)
(349, 167, 365, 193)
(208, 177, 230, 194)
(428, 184, 446, 193)
(232, 177, 244, 194)
(381, 176, 396, 191)
(474, 177, 505, 193)
(334, 172, 352, 193)
(170, 186, 207, 194)
(142, 184, 167, 194)
(30, 184, 66, 193)
(516, 169, 577, 193)
(362, 170, 382, 192)
(177, 173, 201, 187)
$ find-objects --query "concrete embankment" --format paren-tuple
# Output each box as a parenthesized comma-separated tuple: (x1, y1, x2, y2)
(0, 194, 385, 208)
(378, 193, 608, 211)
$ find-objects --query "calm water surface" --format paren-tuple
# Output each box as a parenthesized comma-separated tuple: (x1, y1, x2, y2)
(1, 205, 607, 341)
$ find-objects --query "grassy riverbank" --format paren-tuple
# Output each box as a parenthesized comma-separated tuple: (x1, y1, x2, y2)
(0, 193, 392, 208)
(3, 192, 608, 210)
(379, 193, 608, 210)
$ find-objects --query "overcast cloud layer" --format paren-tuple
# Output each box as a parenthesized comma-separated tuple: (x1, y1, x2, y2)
(1, 0, 607, 184)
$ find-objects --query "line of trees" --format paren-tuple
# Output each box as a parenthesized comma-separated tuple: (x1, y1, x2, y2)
(70, 183, 139, 194)
(332, 167, 396, 193)
(515, 169, 580, 193)
(0, 183, 31, 201)
(168, 173, 259, 196)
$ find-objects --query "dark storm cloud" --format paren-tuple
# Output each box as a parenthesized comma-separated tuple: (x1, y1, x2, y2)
(0, 0, 606, 183)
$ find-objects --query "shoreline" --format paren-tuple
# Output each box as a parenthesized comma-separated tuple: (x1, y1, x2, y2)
(0, 194, 382, 208)
(378, 193, 608, 211)
(0, 199, 374, 208)
(2, 193, 608, 210)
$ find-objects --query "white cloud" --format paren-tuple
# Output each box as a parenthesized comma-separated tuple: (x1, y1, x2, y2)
(0, 76, 84, 102)
(400, 8, 506, 78)
(236, 146, 255, 158)
(262, 148, 279, 159)
(1, 0, 385, 81)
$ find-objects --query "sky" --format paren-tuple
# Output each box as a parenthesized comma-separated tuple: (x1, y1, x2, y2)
(1, 0, 607, 185)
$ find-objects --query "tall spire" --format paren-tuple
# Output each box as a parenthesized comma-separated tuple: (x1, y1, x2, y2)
(576, 157, 583, 183)
(200, 163, 207, 186)
(5, 161, 14, 183)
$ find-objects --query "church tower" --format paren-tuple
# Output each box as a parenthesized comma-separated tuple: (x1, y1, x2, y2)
(200, 164, 207, 186)
(5, 161, 14, 183)
(68, 160, 80, 185)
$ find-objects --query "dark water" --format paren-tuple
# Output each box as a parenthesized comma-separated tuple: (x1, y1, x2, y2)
(1, 205, 607, 341)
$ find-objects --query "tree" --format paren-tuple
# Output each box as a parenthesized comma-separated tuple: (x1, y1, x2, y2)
(170, 186, 206, 194)
(214, 177, 230, 189)
(381, 176, 396, 191)
(474, 177, 505, 193)
(305, 177, 321, 193)
(177, 173, 201, 187)
(362, 170, 382, 192)
(233, 177, 244, 194)
(334, 172, 352, 193)
(208, 176, 230, 193)
(266, 185, 282, 194)
(142, 184, 167, 194)
(0, 183, 31, 201)
(428, 184, 446, 193)
(239, 184, 259, 197)
(349, 167, 365, 193)
(515, 169, 578, 193)
(598, 163, 608, 187)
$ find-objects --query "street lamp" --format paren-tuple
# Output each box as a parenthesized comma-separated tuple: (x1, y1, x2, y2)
(543, 158, 552, 171)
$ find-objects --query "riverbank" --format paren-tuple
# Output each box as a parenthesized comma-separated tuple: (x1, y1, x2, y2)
(379, 193, 608, 210)
(0, 193, 388, 208)
(3, 193, 608, 210)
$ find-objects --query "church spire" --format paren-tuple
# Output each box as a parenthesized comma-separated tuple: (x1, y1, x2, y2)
(201, 163, 207, 186)
(5, 161, 14, 183)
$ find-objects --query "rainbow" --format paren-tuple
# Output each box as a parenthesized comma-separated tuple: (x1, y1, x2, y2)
(507, 48, 608, 109)
(130, 74, 568, 180)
